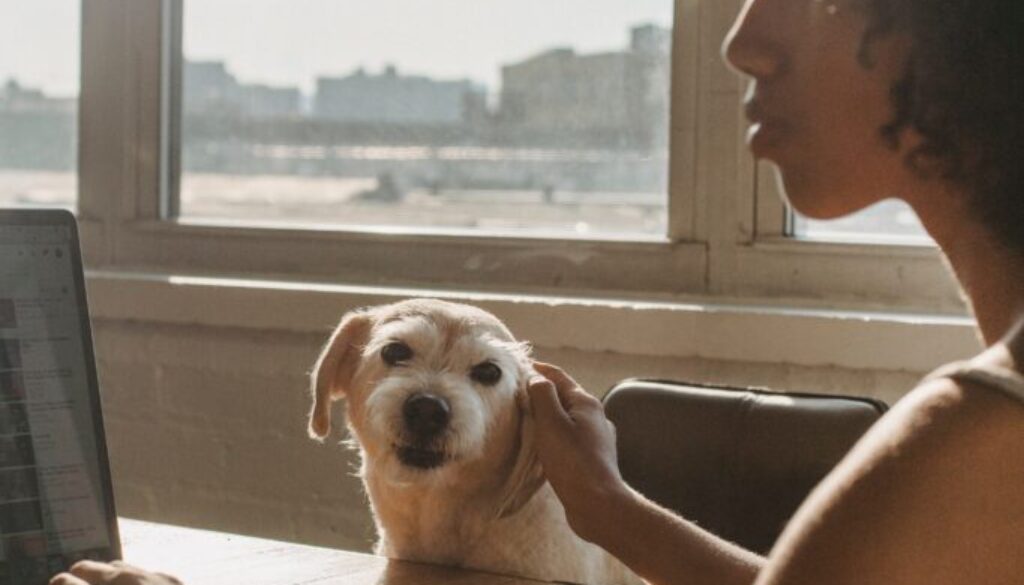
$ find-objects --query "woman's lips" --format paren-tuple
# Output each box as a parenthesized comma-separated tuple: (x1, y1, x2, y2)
(743, 99, 764, 123)
(743, 100, 788, 155)
(743, 99, 782, 126)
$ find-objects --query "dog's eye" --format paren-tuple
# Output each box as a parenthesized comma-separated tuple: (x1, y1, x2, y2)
(381, 342, 413, 366)
(469, 361, 502, 386)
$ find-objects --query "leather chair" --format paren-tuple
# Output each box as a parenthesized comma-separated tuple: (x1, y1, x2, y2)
(603, 379, 887, 555)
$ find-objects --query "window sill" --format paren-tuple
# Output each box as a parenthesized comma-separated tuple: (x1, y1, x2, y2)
(84, 270, 980, 374)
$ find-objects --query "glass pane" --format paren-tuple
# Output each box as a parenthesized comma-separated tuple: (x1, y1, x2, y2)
(0, 1, 79, 212)
(791, 200, 933, 245)
(180, 1, 672, 237)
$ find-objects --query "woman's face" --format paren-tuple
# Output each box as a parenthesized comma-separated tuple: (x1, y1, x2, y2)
(723, 0, 914, 219)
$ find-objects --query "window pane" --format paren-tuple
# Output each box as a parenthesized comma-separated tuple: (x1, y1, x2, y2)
(180, 1, 672, 237)
(0, 1, 79, 212)
(791, 200, 933, 245)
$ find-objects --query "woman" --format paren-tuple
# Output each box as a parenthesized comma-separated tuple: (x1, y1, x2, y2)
(525, 0, 1024, 583)
(53, 0, 1023, 584)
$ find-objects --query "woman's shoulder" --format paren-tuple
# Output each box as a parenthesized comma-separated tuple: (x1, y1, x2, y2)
(937, 323, 1024, 406)
(757, 371, 1024, 585)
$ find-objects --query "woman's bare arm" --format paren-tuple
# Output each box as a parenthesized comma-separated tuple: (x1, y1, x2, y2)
(588, 486, 764, 585)
(528, 363, 764, 585)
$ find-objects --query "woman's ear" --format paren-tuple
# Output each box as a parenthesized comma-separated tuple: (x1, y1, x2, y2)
(308, 309, 374, 440)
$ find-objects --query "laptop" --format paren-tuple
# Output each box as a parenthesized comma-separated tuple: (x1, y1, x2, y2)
(0, 209, 121, 584)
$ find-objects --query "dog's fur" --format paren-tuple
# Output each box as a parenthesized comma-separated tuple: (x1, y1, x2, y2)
(308, 299, 640, 585)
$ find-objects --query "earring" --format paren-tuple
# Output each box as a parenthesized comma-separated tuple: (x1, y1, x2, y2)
(813, 0, 840, 15)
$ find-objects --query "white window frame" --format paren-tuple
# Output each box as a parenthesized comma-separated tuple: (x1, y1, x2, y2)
(76, 0, 964, 314)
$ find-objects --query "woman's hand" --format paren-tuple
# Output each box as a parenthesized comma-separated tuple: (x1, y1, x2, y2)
(50, 560, 182, 585)
(527, 362, 631, 542)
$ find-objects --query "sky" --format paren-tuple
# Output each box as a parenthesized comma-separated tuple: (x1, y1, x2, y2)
(0, 0, 672, 97)
(0, 1, 80, 96)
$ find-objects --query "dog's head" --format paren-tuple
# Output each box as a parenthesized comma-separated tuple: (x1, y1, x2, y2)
(308, 299, 544, 517)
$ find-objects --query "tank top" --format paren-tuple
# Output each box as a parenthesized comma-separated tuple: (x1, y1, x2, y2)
(922, 360, 1024, 407)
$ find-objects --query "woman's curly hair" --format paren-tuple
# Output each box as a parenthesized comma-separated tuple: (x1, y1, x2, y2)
(858, 0, 1024, 252)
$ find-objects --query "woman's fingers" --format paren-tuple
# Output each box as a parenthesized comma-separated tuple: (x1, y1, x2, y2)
(527, 375, 573, 428)
(54, 560, 181, 585)
(533, 361, 577, 392)
(534, 362, 588, 404)
(49, 574, 90, 585)
(534, 361, 603, 414)
(68, 561, 120, 583)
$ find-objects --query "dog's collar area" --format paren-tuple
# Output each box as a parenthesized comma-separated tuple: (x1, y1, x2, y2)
(395, 444, 447, 470)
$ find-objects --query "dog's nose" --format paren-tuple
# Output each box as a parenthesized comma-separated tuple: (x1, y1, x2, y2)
(403, 393, 450, 437)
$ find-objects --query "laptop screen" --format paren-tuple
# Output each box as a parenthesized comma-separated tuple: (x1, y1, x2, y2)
(0, 210, 119, 584)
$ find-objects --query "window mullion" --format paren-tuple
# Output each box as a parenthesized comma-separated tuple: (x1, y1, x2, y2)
(160, 0, 184, 220)
(699, 0, 751, 296)
(123, 0, 168, 223)
(78, 0, 133, 265)
(666, 0, 701, 243)
(754, 161, 787, 239)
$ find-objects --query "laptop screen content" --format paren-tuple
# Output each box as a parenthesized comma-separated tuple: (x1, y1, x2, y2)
(0, 211, 119, 584)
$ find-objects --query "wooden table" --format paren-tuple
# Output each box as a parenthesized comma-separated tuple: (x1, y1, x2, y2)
(119, 518, 548, 585)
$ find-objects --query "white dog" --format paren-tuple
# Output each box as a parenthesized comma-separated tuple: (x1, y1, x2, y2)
(308, 299, 641, 585)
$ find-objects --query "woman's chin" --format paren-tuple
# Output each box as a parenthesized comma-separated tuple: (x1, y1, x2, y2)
(776, 172, 872, 220)
(787, 201, 852, 221)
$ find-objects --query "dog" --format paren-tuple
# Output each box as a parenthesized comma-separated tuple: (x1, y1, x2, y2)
(308, 298, 641, 585)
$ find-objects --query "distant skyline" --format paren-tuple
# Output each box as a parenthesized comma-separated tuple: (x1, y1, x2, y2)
(0, 1, 80, 96)
(1, 0, 672, 97)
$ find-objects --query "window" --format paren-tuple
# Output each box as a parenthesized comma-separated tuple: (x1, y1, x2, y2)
(179, 1, 672, 237)
(793, 201, 930, 244)
(75, 0, 963, 315)
(0, 1, 79, 212)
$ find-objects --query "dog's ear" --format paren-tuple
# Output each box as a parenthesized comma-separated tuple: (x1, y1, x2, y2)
(496, 385, 547, 519)
(308, 309, 374, 440)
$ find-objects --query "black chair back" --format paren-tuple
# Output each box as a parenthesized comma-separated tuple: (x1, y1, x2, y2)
(603, 379, 887, 554)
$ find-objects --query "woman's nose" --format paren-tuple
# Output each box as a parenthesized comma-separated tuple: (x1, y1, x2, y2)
(722, 0, 785, 81)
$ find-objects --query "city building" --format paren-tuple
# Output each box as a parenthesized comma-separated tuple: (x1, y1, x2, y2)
(313, 65, 485, 126)
(184, 61, 301, 118)
(0, 80, 76, 170)
(0, 79, 75, 113)
(497, 23, 670, 147)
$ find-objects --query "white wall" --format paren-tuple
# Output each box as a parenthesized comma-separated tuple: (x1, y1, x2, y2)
(87, 273, 979, 552)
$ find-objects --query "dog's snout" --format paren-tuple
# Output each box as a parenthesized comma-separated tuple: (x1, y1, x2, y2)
(403, 393, 451, 437)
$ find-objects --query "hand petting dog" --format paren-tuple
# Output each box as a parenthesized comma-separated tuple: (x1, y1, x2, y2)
(527, 362, 629, 543)
(49, 561, 181, 585)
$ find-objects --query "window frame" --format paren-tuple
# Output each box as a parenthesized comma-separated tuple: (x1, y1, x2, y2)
(76, 0, 964, 314)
